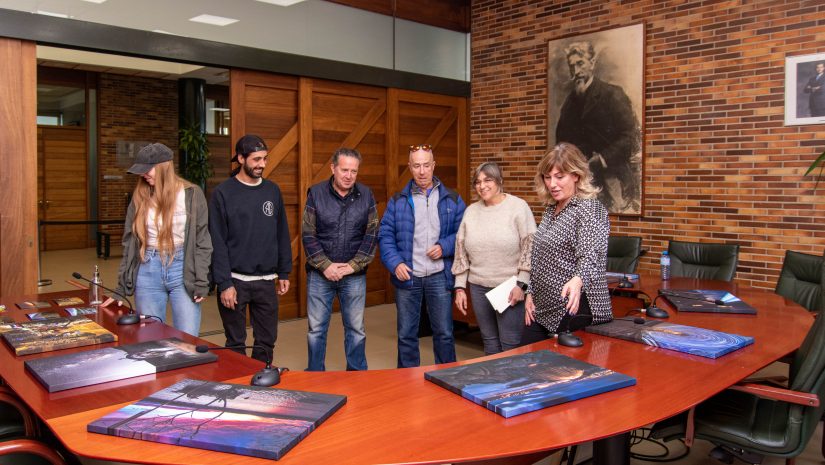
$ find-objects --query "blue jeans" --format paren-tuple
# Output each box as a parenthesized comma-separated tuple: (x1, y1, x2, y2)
(395, 273, 455, 368)
(306, 271, 367, 371)
(469, 283, 525, 355)
(135, 248, 201, 336)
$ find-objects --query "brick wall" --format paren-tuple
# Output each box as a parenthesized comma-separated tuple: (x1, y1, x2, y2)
(471, 0, 825, 289)
(98, 73, 178, 237)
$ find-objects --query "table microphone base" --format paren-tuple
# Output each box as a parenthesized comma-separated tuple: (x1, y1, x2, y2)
(251, 367, 287, 387)
(117, 314, 140, 325)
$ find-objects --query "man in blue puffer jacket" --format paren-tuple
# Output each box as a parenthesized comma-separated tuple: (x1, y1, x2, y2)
(379, 144, 466, 368)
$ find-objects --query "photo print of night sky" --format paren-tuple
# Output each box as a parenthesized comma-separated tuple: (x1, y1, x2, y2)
(425, 350, 636, 418)
(25, 338, 217, 392)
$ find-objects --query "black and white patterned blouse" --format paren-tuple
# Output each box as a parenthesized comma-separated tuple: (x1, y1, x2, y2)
(529, 196, 612, 332)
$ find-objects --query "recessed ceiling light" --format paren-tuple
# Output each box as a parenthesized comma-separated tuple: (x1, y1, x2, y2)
(36, 10, 70, 18)
(189, 14, 238, 26)
(81, 0, 108, 3)
(255, 0, 306, 5)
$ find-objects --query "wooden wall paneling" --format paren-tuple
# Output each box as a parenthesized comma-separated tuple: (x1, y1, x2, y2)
(309, 80, 388, 308)
(41, 127, 88, 250)
(298, 77, 314, 318)
(390, 88, 474, 324)
(205, 134, 230, 201)
(230, 70, 301, 319)
(384, 88, 400, 304)
(0, 38, 38, 296)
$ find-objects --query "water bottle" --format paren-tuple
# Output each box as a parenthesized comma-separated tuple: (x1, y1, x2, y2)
(660, 251, 671, 281)
(89, 265, 103, 305)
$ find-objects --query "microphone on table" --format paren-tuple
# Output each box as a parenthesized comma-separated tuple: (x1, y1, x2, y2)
(554, 313, 594, 348)
(624, 290, 670, 319)
(71, 272, 139, 325)
(195, 344, 288, 387)
(616, 250, 647, 289)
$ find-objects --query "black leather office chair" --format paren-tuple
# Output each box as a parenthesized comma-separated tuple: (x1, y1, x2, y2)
(0, 388, 35, 441)
(0, 439, 67, 465)
(775, 250, 825, 313)
(667, 240, 739, 282)
(685, 307, 825, 464)
(607, 236, 643, 274)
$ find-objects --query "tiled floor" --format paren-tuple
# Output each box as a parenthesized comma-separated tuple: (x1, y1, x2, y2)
(40, 247, 824, 465)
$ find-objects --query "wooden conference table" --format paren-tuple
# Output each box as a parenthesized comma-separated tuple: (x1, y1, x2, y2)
(0, 277, 814, 465)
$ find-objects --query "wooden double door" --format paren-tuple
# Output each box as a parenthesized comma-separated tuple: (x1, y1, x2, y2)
(230, 71, 469, 319)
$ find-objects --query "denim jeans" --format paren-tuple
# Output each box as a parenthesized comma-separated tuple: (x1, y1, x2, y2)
(306, 271, 367, 371)
(135, 248, 201, 336)
(395, 273, 455, 368)
(468, 283, 525, 355)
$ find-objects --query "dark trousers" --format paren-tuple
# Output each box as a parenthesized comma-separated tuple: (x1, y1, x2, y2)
(217, 278, 279, 363)
(520, 292, 593, 346)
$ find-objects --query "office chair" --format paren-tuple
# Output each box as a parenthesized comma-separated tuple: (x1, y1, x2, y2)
(0, 387, 36, 440)
(684, 308, 825, 464)
(0, 439, 67, 465)
(607, 236, 643, 274)
(667, 240, 739, 281)
(775, 250, 825, 313)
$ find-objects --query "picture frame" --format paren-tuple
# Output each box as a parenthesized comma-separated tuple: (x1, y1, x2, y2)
(784, 52, 825, 126)
(547, 23, 645, 216)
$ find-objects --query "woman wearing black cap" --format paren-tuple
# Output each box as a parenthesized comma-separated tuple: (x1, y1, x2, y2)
(108, 143, 213, 336)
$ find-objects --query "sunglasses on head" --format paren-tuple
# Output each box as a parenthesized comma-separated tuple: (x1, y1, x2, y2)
(409, 144, 432, 152)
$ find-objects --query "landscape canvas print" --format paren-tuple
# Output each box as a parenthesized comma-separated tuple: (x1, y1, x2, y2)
(25, 338, 218, 392)
(424, 350, 636, 418)
(88, 379, 347, 460)
(586, 318, 754, 358)
(660, 289, 757, 314)
(0, 316, 116, 355)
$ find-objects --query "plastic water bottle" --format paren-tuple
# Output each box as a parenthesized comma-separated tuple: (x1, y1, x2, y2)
(89, 265, 103, 305)
(660, 251, 671, 281)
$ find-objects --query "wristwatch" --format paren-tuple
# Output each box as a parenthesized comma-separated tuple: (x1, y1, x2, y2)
(517, 281, 528, 292)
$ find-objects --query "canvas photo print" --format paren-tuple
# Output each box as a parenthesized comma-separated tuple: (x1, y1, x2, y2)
(16, 300, 51, 310)
(586, 318, 754, 359)
(25, 338, 218, 392)
(88, 378, 347, 460)
(425, 350, 636, 418)
(54, 296, 85, 307)
(65, 307, 97, 316)
(0, 316, 116, 355)
(27, 311, 62, 320)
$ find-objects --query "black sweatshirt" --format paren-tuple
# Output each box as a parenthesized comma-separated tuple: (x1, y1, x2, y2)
(209, 177, 292, 292)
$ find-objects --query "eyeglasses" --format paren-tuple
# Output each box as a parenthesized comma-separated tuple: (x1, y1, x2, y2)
(409, 144, 432, 153)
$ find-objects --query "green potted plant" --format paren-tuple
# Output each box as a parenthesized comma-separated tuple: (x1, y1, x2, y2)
(179, 122, 213, 192)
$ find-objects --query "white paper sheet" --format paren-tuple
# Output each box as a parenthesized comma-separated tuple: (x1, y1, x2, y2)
(484, 276, 518, 313)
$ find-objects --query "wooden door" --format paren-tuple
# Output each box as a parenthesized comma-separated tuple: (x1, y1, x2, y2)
(231, 70, 302, 319)
(38, 126, 88, 250)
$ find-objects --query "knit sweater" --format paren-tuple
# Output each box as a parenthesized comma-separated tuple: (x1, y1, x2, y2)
(451, 194, 536, 289)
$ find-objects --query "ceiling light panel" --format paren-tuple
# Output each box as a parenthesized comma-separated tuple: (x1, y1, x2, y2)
(255, 0, 306, 5)
(188, 14, 238, 26)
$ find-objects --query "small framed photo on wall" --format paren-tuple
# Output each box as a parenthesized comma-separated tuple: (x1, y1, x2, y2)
(785, 52, 825, 126)
(547, 23, 645, 216)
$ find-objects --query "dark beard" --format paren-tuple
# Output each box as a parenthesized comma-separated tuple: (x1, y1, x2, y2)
(243, 163, 262, 179)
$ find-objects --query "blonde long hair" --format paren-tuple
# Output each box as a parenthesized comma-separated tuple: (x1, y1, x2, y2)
(534, 143, 599, 204)
(131, 161, 191, 264)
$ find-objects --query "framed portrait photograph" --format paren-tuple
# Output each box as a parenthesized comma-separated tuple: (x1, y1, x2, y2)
(784, 52, 825, 126)
(547, 23, 645, 216)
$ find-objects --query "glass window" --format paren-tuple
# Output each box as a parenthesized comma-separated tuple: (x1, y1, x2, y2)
(37, 84, 86, 127)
